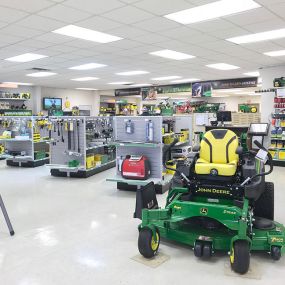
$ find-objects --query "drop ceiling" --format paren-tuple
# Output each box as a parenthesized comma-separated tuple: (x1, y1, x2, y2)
(0, 0, 284, 90)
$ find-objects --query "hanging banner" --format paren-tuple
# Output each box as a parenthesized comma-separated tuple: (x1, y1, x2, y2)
(211, 77, 258, 89)
(192, 82, 212, 97)
(115, 88, 141, 96)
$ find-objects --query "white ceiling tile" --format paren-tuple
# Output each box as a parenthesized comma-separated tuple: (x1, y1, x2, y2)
(16, 15, 65, 32)
(245, 18, 285, 33)
(133, 33, 170, 44)
(190, 19, 238, 33)
(0, 25, 43, 38)
(267, 3, 285, 20)
(134, 0, 193, 16)
(35, 32, 73, 44)
(108, 39, 142, 49)
(38, 4, 91, 23)
(1, 0, 53, 13)
(0, 6, 28, 23)
(103, 5, 154, 24)
(159, 26, 203, 40)
(132, 17, 180, 32)
(227, 7, 276, 26)
(17, 39, 54, 49)
(76, 16, 123, 32)
(63, 0, 125, 14)
(107, 25, 148, 38)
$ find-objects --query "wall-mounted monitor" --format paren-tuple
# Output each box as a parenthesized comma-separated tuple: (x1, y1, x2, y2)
(43, 97, 62, 110)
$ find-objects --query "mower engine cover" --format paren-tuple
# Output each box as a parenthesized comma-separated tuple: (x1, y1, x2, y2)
(121, 155, 151, 180)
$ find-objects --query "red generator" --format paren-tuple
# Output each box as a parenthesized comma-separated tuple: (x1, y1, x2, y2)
(121, 155, 151, 180)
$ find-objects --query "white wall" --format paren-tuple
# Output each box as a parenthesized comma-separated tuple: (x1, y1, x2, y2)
(41, 87, 100, 116)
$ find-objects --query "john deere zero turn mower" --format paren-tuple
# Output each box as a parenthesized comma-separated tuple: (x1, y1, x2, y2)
(134, 129, 285, 274)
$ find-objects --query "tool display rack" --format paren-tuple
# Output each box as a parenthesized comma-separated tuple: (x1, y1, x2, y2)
(106, 115, 192, 194)
(47, 116, 116, 178)
(0, 116, 50, 167)
(270, 88, 285, 167)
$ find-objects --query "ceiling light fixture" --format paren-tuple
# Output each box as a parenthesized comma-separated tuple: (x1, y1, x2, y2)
(206, 63, 240, 70)
(264, 50, 285, 57)
(227, 28, 285, 44)
(171, 78, 200, 83)
(108, 82, 133, 85)
(116, 71, 149, 76)
(76, 88, 98, 91)
(71, 77, 99, 81)
(69, 63, 107, 70)
(150, 49, 195, 60)
(164, 0, 260, 24)
(3, 82, 34, 86)
(53, 25, 123, 43)
(243, 71, 260, 77)
(26, 72, 57, 77)
(130, 83, 153, 87)
(5, 53, 47, 63)
(151, 76, 181, 81)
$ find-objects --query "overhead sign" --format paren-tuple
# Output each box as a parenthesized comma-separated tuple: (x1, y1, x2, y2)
(211, 77, 258, 89)
(192, 82, 212, 97)
(115, 88, 141, 96)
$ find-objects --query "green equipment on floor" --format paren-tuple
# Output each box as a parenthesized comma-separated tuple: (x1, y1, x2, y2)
(134, 129, 285, 275)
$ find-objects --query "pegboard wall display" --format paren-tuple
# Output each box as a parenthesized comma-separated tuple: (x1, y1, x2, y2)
(48, 116, 115, 178)
(0, 116, 50, 167)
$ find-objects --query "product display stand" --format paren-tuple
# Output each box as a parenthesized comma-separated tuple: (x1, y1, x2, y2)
(0, 194, 15, 236)
(0, 116, 50, 167)
(47, 116, 116, 178)
(106, 115, 192, 194)
(270, 88, 285, 167)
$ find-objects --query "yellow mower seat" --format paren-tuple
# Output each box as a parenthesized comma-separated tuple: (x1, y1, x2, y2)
(195, 129, 239, 177)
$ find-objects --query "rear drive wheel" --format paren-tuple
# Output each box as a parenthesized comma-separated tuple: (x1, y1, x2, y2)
(271, 246, 281, 261)
(138, 228, 160, 258)
(202, 243, 212, 258)
(230, 240, 250, 274)
(254, 182, 274, 220)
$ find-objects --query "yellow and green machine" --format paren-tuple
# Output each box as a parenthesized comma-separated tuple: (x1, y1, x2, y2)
(135, 129, 285, 274)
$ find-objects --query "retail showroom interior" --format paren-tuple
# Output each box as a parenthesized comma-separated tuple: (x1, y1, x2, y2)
(1, 0, 285, 284)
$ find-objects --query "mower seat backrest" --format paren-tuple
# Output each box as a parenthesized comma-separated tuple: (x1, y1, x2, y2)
(195, 129, 239, 177)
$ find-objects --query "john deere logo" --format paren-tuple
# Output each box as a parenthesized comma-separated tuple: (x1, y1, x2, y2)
(200, 208, 208, 215)
(271, 237, 284, 243)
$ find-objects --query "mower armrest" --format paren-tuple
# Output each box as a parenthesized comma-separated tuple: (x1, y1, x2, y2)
(192, 145, 200, 152)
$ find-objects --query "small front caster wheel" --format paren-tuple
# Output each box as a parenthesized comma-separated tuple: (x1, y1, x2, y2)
(194, 241, 203, 257)
(138, 228, 160, 258)
(230, 240, 250, 274)
(271, 246, 281, 261)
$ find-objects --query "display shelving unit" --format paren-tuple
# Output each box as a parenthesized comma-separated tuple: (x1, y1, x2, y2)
(47, 116, 116, 178)
(106, 115, 192, 194)
(270, 88, 285, 167)
(0, 116, 50, 167)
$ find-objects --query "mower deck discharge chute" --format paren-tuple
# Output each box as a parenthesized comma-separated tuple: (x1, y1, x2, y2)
(135, 129, 285, 274)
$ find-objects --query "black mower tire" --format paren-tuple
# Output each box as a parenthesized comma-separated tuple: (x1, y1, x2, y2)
(202, 243, 212, 258)
(138, 228, 160, 258)
(230, 240, 250, 274)
(254, 182, 274, 220)
(194, 241, 203, 258)
(271, 246, 281, 261)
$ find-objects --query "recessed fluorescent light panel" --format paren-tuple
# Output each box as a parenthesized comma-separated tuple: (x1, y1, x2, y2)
(116, 71, 149, 76)
(130, 83, 153, 87)
(53, 25, 122, 43)
(76, 88, 98, 91)
(264, 50, 285, 57)
(164, 0, 260, 24)
(227, 28, 285, 44)
(71, 77, 99, 81)
(206, 63, 240, 70)
(243, 71, 260, 77)
(26, 72, 56, 77)
(151, 76, 181, 81)
(108, 82, 133, 85)
(5, 53, 47, 63)
(69, 63, 107, 70)
(3, 82, 33, 86)
(171, 78, 200, 83)
(150, 49, 195, 60)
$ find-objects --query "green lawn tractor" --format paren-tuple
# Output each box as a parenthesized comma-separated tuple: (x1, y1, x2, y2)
(134, 129, 285, 274)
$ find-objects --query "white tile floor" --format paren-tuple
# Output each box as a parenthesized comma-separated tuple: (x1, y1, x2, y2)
(0, 161, 284, 285)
